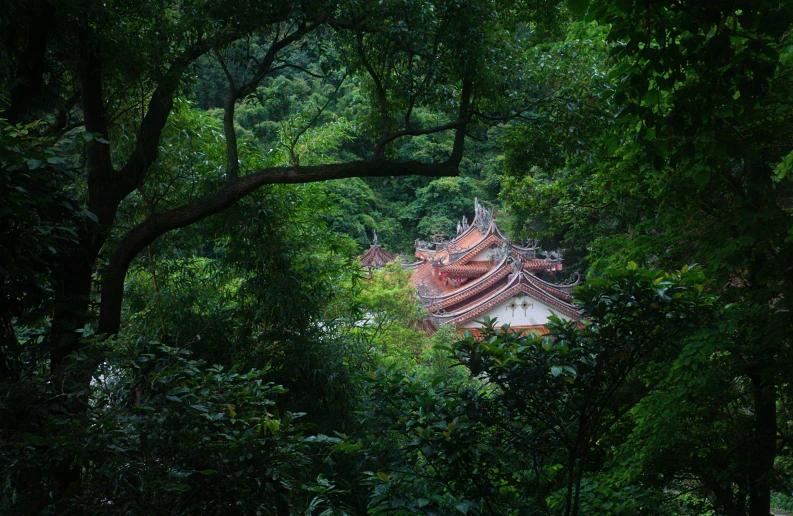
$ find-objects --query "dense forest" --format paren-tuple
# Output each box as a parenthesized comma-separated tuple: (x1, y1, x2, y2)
(2, 0, 793, 514)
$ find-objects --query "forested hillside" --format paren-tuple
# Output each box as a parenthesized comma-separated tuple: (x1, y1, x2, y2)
(2, 0, 793, 514)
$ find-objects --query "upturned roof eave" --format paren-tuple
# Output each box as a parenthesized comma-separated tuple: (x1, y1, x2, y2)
(418, 251, 510, 303)
(429, 271, 582, 326)
(360, 245, 396, 268)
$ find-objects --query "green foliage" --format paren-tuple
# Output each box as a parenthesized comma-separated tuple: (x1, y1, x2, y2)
(1, 340, 356, 514)
(121, 181, 368, 435)
(346, 261, 428, 364)
(9, 0, 793, 513)
(0, 120, 82, 377)
(231, 74, 358, 167)
(363, 264, 714, 515)
(408, 176, 481, 239)
(500, 21, 615, 270)
(319, 178, 399, 249)
(499, 1, 793, 512)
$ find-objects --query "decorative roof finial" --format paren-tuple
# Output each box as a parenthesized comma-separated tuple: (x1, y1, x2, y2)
(360, 230, 395, 270)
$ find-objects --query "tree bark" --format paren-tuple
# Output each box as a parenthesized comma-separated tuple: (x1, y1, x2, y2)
(748, 370, 777, 516)
(48, 26, 115, 382)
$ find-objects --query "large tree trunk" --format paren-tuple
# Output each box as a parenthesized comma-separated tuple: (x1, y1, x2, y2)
(748, 370, 776, 516)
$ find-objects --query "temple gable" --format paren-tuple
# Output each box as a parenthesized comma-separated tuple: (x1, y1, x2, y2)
(408, 199, 581, 333)
(459, 294, 568, 329)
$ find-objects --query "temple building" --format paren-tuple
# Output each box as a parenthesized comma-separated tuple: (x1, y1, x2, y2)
(360, 230, 396, 271)
(361, 200, 582, 334)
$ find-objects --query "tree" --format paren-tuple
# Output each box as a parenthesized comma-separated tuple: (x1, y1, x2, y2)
(0, 0, 492, 379)
(0, 120, 79, 381)
(364, 264, 714, 515)
(341, 260, 429, 363)
(590, 2, 793, 513)
(2, 0, 571, 500)
(502, 1, 793, 513)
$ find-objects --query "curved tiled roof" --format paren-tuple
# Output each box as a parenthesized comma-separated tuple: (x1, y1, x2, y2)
(450, 233, 499, 266)
(522, 258, 559, 270)
(440, 261, 492, 278)
(430, 271, 582, 327)
(436, 266, 511, 309)
(413, 253, 511, 301)
(360, 245, 395, 269)
(527, 273, 581, 303)
(410, 199, 581, 332)
(401, 259, 424, 269)
(530, 271, 581, 295)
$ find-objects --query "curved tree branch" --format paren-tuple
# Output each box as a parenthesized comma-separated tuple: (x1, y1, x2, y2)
(98, 71, 471, 337)
(374, 115, 469, 152)
(97, 156, 466, 335)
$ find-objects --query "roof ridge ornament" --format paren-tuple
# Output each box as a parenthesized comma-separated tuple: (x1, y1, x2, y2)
(554, 271, 581, 293)
(473, 198, 493, 232)
(429, 255, 444, 267)
(544, 249, 564, 262)
(520, 238, 540, 250)
(491, 237, 512, 263)
(360, 229, 395, 270)
(509, 254, 523, 275)
(559, 270, 581, 287)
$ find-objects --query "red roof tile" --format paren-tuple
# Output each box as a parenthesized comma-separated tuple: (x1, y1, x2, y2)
(409, 199, 581, 333)
(360, 245, 395, 269)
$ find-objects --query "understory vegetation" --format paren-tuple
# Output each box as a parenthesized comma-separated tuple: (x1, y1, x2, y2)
(2, 0, 793, 514)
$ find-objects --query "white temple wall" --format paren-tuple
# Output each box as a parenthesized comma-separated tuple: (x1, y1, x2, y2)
(458, 294, 570, 328)
(471, 247, 497, 262)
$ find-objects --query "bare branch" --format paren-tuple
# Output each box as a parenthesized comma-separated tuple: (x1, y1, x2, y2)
(375, 116, 469, 151)
(272, 59, 329, 79)
(472, 88, 563, 123)
(215, 49, 240, 180)
(286, 73, 347, 165)
(236, 21, 321, 99)
(375, 74, 473, 156)
(115, 28, 253, 206)
(355, 25, 390, 151)
(214, 49, 237, 92)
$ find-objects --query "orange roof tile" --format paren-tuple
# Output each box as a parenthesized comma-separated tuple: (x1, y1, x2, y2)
(410, 198, 581, 333)
(440, 261, 492, 278)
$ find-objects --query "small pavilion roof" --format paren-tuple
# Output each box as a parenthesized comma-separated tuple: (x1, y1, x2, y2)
(361, 245, 395, 269)
(360, 230, 396, 269)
